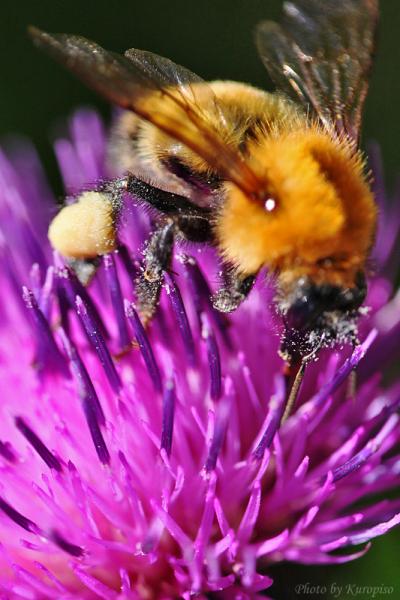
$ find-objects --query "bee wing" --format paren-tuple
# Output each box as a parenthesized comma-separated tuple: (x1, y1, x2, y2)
(28, 27, 260, 194)
(255, 0, 378, 142)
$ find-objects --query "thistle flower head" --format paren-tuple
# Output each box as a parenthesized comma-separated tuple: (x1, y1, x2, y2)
(0, 110, 399, 599)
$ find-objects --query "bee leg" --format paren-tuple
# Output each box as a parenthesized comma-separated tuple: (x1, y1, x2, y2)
(136, 220, 175, 324)
(68, 258, 99, 285)
(212, 267, 256, 313)
(127, 174, 211, 220)
(176, 213, 213, 243)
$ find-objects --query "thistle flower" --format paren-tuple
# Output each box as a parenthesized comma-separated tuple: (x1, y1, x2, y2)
(0, 109, 399, 599)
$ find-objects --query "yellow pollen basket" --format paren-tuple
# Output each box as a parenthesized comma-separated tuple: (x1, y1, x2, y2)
(48, 191, 117, 259)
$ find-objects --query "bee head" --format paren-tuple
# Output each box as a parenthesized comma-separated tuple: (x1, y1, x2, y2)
(279, 272, 367, 361)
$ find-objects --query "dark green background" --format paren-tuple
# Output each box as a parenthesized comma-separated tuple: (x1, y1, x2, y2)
(0, 1, 399, 598)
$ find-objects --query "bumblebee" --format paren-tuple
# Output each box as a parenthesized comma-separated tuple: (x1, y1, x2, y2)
(29, 0, 378, 365)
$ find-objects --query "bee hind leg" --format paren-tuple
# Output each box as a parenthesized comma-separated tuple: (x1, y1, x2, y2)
(212, 267, 257, 313)
(136, 220, 175, 325)
(68, 257, 99, 285)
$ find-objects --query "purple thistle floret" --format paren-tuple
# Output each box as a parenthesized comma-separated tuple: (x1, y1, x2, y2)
(0, 109, 399, 599)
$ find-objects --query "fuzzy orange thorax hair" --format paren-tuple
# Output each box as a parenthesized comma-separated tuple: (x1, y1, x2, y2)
(216, 127, 377, 286)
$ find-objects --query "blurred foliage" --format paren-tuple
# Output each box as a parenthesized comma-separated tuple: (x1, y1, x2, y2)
(0, 1, 399, 598)
(269, 529, 400, 599)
